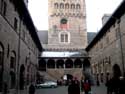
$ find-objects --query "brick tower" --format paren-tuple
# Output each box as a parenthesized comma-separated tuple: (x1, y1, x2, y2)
(48, 0, 87, 50)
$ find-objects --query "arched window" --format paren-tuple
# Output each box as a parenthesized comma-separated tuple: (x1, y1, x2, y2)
(0, 44, 4, 91)
(71, 4, 75, 9)
(76, 4, 81, 9)
(10, 51, 16, 89)
(65, 3, 69, 9)
(54, 3, 58, 9)
(60, 3, 64, 9)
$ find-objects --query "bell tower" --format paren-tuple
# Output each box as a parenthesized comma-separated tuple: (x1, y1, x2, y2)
(48, 0, 87, 50)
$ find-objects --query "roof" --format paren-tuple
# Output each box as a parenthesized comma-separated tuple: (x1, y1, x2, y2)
(86, 1, 125, 51)
(38, 31, 48, 44)
(10, 0, 42, 51)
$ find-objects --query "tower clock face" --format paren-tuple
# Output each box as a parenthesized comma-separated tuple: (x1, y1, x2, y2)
(61, 18, 67, 24)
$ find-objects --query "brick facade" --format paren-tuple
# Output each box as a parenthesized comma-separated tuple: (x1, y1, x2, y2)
(0, 0, 42, 93)
(86, 1, 125, 84)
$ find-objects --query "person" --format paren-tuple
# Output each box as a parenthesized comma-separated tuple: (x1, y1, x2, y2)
(29, 83, 35, 94)
(68, 78, 80, 94)
(105, 78, 113, 94)
(80, 78, 84, 92)
(119, 76, 125, 94)
(3, 82, 8, 94)
(83, 80, 91, 94)
(105, 64, 121, 94)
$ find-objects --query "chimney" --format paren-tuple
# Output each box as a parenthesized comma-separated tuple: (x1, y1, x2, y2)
(102, 14, 111, 25)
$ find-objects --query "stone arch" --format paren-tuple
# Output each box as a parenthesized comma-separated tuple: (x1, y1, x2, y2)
(39, 59, 46, 71)
(0, 42, 4, 91)
(60, 3, 64, 9)
(71, 4, 75, 9)
(56, 59, 64, 68)
(76, 4, 81, 9)
(54, 3, 59, 9)
(65, 3, 69, 9)
(74, 59, 82, 68)
(112, 64, 121, 78)
(47, 59, 55, 68)
(65, 59, 73, 68)
(19, 64, 25, 90)
(83, 59, 90, 69)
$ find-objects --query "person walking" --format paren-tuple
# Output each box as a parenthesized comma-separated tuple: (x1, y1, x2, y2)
(29, 83, 36, 94)
(83, 80, 91, 94)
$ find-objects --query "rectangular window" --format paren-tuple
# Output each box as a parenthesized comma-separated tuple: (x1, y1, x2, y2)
(10, 57, 14, 68)
(61, 34, 64, 42)
(65, 34, 68, 42)
(14, 18, 18, 30)
(0, 0, 3, 13)
(3, 1, 7, 16)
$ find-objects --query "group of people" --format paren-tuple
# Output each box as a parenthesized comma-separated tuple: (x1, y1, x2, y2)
(68, 77, 91, 94)
(105, 64, 125, 94)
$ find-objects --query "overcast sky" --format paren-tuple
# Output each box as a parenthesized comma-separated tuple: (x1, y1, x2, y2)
(28, 0, 123, 32)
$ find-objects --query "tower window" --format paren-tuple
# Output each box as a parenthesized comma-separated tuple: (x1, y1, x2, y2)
(76, 4, 81, 9)
(65, 3, 69, 9)
(59, 32, 70, 43)
(60, 3, 64, 9)
(71, 4, 75, 9)
(54, 3, 58, 9)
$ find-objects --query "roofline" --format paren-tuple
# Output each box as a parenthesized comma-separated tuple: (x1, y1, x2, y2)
(11, 0, 43, 51)
(86, 1, 125, 51)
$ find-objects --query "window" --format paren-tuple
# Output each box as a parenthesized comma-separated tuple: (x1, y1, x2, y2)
(71, 4, 75, 9)
(59, 32, 70, 43)
(3, 1, 7, 16)
(76, 4, 81, 9)
(60, 3, 64, 9)
(10, 52, 16, 89)
(14, 18, 18, 30)
(0, 0, 3, 13)
(54, 3, 58, 9)
(0, 44, 4, 92)
(61, 34, 64, 42)
(65, 3, 69, 9)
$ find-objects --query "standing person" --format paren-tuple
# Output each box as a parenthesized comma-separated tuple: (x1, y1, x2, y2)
(105, 78, 113, 94)
(80, 77, 84, 92)
(83, 80, 91, 94)
(68, 77, 80, 94)
(106, 64, 122, 94)
(29, 83, 36, 94)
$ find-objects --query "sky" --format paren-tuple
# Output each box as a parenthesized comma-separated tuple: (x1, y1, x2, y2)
(28, 0, 123, 32)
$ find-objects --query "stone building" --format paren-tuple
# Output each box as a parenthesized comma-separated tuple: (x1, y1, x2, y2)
(38, 0, 92, 82)
(0, 0, 42, 93)
(48, 0, 87, 50)
(86, 1, 125, 84)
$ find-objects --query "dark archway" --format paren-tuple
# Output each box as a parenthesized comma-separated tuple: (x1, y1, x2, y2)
(47, 59, 55, 68)
(65, 59, 73, 68)
(19, 64, 25, 90)
(83, 59, 90, 69)
(74, 59, 82, 68)
(112, 64, 121, 78)
(39, 59, 46, 71)
(56, 59, 64, 68)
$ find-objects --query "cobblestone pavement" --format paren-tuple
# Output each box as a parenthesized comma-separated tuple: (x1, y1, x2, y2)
(90, 84, 107, 94)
